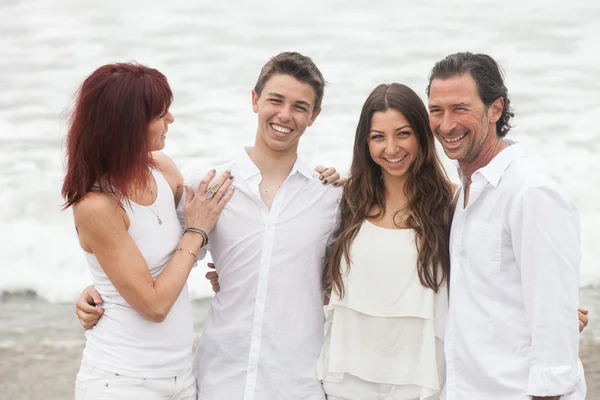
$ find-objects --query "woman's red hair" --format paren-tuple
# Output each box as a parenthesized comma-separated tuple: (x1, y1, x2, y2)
(62, 62, 172, 208)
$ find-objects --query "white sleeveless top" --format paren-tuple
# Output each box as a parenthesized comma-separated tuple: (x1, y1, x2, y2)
(82, 168, 193, 378)
(318, 220, 448, 400)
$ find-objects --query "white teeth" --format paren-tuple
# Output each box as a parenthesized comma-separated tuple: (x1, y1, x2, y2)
(383, 155, 407, 164)
(445, 133, 467, 143)
(271, 124, 292, 134)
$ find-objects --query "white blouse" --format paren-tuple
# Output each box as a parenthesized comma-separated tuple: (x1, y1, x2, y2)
(318, 220, 448, 400)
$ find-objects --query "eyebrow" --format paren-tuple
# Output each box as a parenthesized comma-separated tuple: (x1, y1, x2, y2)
(370, 124, 412, 133)
(429, 102, 470, 109)
(267, 92, 312, 109)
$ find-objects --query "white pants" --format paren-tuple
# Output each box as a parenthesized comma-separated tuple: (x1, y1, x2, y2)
(323, 373, 429, 400)
(75, 360, 196, 400)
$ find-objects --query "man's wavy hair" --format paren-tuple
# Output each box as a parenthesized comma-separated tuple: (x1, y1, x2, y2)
(426, 52, 514, 138)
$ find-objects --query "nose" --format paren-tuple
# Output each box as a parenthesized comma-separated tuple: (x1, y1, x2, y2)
(438, 112, 456, 135)
(278, 105, 292, 122)
(385, 138, 398, 154)
(166, 111, 175, 124)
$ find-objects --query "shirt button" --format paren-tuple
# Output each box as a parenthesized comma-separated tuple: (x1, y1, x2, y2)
(249, 367, 255, 373)
(254, 331, 261, 338)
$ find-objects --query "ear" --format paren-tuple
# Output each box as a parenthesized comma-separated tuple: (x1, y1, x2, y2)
(488, 97, 504, 124)
(307, 107, 322, 127)
(251, 89, 259, 114)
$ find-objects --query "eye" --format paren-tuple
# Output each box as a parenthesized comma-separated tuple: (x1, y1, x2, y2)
(398, 131, 411, 137)
(269, 98, 282, 104)
(294, 105, 308, 112)
(370, 134, 384, 140)
(429, 108, 441, 114)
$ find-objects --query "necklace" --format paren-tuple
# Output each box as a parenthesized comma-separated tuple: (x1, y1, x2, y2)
(148, 185, 162, 225)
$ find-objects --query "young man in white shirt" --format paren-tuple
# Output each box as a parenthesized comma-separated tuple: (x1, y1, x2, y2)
(183, 52, 341, 400)
(426, 52, 586, 400)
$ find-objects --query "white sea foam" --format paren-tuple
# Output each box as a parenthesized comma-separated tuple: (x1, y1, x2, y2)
(1, 0, 599, 303)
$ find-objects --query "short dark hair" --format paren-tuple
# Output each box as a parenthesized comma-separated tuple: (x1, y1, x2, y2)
(254, 52, 325, 111)
(426, 52, 514, 138)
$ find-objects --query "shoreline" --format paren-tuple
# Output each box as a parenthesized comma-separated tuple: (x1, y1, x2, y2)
(1, 298, 599, 399)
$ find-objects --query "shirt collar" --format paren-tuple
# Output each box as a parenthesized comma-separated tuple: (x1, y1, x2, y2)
(237, 146, 314, 181)
(455, 140, 527, 187)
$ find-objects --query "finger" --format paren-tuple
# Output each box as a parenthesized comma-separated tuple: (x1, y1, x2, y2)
(77, 298, 101, 314)
(323, 172, 340, 185)
(184, 186, 193, 207)
(76, 308, 102, 327)
(89, 287, 103, 305)
(579, 320, 584, 332)
(217, 185, 235, 207)
(314, 165, 327, 175)
(333, 177, 349, 187)
(205, 271, 218, 280)
(215, 176, 233, 203)
(212, 284, 220, 293)
(319, 167, 337, 179)
(578, 308, 589, 315)
(196, 169, 217, 195)
(207, 262, 216, 269)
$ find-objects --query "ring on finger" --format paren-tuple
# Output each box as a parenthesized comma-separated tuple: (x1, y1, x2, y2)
(205, 183, 220, 199)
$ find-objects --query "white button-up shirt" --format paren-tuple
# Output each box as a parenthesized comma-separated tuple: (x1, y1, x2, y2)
(443, 142, 586, 400)
(183, 148, 341, 400)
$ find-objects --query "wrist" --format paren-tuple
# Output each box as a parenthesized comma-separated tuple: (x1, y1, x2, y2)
(183, 226, 209, 247)
(180, 231, 205, 252)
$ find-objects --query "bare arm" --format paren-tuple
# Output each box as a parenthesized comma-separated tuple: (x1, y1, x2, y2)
(74, 170, 233, 323)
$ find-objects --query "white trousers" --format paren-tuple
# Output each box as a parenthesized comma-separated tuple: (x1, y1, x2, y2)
(75, 360, 196, 400)
(323, 373, 429, 400)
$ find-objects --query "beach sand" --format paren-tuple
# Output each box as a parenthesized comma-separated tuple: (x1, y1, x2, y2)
(1, 294, 599, 400)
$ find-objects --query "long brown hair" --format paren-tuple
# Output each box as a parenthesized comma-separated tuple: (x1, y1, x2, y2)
(325, 83, 453, 298)
(62, 62, 172, 208)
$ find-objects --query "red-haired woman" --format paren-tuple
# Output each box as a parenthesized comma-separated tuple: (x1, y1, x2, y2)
(62, 63, 234, 400)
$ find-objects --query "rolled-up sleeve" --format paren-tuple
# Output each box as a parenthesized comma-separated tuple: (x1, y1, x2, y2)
(510, 184, 581, 397)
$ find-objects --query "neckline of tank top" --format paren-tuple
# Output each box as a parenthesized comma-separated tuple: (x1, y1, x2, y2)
(364, 218, 414, 232)
(128, 168, 161, 209)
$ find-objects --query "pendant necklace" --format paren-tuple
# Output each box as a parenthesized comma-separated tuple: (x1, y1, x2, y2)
(149, 185, 162, 225)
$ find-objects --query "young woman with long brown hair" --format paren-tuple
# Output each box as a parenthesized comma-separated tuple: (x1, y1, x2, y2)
(62, 62, 234, 399)
(318, 83, 454, 400)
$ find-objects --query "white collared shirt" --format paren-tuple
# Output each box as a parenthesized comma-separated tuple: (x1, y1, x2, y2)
(443, 142, 586, 400)
(182, 148, 341, 400)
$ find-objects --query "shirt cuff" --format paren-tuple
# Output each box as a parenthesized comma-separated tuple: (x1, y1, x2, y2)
(527, 365, 579, 397)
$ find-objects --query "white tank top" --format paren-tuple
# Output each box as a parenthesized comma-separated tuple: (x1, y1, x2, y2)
(82, 168, 193, 378)
(318, 220, 448, 400)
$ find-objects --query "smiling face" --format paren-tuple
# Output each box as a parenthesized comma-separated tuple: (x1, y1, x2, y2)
(252, 73, 321, 156)
(147, 109, 174, 151)
(368, 108, 419, 184)
(427, 74, 500, 164)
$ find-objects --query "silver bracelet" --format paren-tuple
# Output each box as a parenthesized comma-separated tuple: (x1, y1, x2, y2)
(183, 227, 209, 247)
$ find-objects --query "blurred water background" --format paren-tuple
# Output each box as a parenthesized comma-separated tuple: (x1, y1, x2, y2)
(1, 0, 599, 398)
